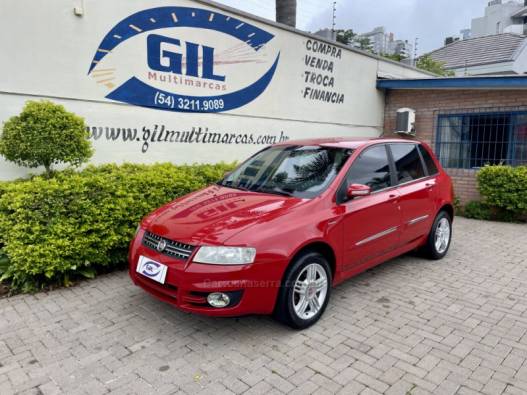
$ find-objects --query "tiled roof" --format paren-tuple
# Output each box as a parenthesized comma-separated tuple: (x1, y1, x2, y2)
(428, 33, 527, 69)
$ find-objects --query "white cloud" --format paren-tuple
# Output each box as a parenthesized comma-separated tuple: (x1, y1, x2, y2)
(305, 0, 485, 53)
(213, 0, 489, 54)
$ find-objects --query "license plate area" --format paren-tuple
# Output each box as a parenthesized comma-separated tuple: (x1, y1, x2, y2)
(136, 255, 168, 284)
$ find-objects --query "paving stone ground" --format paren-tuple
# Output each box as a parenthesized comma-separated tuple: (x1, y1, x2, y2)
(1, 217, 527, 395)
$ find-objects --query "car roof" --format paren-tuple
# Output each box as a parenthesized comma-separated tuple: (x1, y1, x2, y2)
(273, 137, 421, 150)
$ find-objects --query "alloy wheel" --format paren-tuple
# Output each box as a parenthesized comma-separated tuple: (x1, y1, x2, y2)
(292, 263, 328, 320)
(434, 217, 450, 254)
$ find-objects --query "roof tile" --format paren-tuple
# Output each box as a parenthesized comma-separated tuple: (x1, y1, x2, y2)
(429, 33, 526, 69)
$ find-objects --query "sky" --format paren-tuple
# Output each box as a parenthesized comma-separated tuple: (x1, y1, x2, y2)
(213, 0, 491, 54)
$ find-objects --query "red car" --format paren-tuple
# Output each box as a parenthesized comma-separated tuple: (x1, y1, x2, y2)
(129, 138, 453, 329)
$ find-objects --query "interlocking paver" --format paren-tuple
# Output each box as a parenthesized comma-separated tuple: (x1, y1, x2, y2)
(0, 217, 526, 394)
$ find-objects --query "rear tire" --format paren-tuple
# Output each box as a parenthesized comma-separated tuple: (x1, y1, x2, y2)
(274, 251, 331, 329)
(422, 211, 452, 260)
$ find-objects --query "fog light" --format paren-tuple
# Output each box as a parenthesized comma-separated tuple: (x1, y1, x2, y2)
(207, 292, 230, 308)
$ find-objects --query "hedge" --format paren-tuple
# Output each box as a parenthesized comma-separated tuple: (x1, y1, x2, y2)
(476, 165, 527, 219)
(0, 162, 235, 292)
(463, 201, 492, 221)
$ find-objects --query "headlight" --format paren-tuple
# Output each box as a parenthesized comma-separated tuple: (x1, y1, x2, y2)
(193, 246, 256, 265)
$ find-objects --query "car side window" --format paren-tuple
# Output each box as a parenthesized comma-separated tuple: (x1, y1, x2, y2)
(338, 145, 392, 202)
(389, 143, 426, 184)
(418, 145, 439, 175)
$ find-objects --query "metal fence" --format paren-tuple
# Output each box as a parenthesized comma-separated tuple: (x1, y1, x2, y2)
(436, 111, 527, 169)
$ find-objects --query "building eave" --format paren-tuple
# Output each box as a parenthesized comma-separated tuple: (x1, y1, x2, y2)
(377, 76, 527, 90)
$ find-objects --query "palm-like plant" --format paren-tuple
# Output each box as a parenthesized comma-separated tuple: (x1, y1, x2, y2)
(277, 151, 334, 192)
(276, 0, 297, 27)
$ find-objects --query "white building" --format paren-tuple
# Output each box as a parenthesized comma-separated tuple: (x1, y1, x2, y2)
(390, 40, 414, 59)
(460, 29, 472, 40)
(313, 28, 336, 41)
(0, 0, 429, 180)
(471, 0, 527, 37)
(357, 27, 413, 59)
(359, 27, 386, 54)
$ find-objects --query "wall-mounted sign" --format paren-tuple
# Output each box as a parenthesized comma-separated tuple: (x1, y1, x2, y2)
(88, 6, 280, 113)
(0, 0, 430, 180)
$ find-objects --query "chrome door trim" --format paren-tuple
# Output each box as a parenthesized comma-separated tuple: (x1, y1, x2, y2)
(407, 215, 429, 226)
(356, 226, 398, 246)
(365, 174, 438, 197)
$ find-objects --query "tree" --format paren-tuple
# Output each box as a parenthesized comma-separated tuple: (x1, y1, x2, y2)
(416, 55, 455, 77)
(336, 29, 356, 45)
(355, 36, 373, 52)
(276, 0, 296, 28)
(0, 100, 93, 178)
(382, 53, 406, 62)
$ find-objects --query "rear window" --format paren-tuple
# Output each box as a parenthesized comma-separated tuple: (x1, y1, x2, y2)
(418, 145, 439, 175)
(389, 143, 426, 183)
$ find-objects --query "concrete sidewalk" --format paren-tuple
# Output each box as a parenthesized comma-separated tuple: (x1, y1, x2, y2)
(1, 217, 527, 395)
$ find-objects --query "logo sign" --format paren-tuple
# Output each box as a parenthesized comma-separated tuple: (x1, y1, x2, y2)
(156, 239, 167, 252)
(88, 6, 280, 113)
(137, 255, 168, 284)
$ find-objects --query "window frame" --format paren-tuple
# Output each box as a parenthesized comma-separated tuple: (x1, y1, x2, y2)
(336, 143, 395, 204)
(418, 144, 439, 176)
(435, 110, 527, 169)
(336, 142, 438, 205)
(386, 142, 429, 184)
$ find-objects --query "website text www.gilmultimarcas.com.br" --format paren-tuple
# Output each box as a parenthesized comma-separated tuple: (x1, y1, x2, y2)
(86, 125, 290, 153)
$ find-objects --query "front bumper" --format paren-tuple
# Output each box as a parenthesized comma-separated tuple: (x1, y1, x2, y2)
(128, 231, 284, 317)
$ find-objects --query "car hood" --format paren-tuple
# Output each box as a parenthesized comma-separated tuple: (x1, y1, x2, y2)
(144, 185, 306, 245)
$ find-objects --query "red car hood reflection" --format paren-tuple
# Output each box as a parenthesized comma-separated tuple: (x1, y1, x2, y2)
(145, 185, 305, 245)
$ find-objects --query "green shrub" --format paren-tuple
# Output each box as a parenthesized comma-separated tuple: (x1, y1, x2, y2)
(453, 196, 462, 214)
(477, 165, 527, 219)
(0, 162, 235, 292)
(463, 201, 492, 220)
(0, 100, 93, 178)
(0, 249, 9, 277)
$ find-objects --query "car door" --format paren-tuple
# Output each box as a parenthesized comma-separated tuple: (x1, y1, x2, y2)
(388, 143, 435, 247)
(338, 144, 402, 273)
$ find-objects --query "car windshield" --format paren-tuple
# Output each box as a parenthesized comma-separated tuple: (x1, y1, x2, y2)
(218, 145, 352, 199)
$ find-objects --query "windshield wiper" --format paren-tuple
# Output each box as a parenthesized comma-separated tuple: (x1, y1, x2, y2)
(257, 188, 295, 197)
(219, 183, 252, 192)
(219, 182, 293, 196)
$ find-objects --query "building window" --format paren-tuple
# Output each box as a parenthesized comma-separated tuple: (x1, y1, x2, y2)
(436, 112, 527, 169)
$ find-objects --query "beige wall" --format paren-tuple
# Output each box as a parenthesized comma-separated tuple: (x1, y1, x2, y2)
(0, 0, 429, 180)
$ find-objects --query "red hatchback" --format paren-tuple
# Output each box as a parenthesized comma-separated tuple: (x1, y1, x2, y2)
(129, 138, 454, 328)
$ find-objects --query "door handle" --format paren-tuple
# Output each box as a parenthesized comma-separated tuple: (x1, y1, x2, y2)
(389, 193, 398, 199)
(425, 182, 435, 188)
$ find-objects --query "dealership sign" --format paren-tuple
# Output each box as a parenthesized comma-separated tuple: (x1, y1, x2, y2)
(88, 6, 280, 113)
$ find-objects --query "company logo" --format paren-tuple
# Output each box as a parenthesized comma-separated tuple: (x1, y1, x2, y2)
(141, 261, 163, 277)
(156, 239, 167, 252)
(88, 7, 280, 113)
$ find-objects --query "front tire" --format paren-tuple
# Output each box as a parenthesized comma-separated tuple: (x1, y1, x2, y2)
(274, 251, 331, 329)
(423, 211, 452, 260)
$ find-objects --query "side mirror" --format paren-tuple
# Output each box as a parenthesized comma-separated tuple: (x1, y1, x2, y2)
(346, 184, 371, 199)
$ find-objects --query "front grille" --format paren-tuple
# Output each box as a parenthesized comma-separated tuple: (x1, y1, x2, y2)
(142, 231, 195, 260)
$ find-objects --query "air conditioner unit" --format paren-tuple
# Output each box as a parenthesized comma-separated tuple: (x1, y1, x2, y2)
(395, 108, 416, 136)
